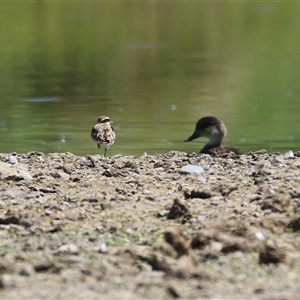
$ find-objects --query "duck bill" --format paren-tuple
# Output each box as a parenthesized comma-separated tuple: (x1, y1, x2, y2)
(184, 132, 200, 142)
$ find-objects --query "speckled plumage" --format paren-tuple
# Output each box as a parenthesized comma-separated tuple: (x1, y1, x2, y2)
(91, 116, 115, 157)
(184, 116, 242, 155)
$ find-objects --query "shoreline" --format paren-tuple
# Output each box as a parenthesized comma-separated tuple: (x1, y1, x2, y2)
(0, 150, 300, 299)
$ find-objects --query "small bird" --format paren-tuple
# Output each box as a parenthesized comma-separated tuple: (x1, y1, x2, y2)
(91, 116, 116, 157)
(184, 116, 242, 155)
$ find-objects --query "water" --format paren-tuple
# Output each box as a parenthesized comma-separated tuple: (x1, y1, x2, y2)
(1, 2, 300, 156)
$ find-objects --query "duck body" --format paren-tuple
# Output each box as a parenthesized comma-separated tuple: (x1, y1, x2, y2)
(184, 116, 242, 155)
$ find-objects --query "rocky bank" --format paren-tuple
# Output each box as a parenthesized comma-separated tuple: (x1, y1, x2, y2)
(0, 150, 300, 299)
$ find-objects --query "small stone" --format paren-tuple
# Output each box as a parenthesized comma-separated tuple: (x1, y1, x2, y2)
(0, 274, 16, 288)
(143, 188, 150, 194)
(273, 155, 284, 163)
(98, 234, 108, 253)
(44, 209, 52, 216)
(100, 203, 112, 210)
(40, 187, 56, 193)
(167, 285, 181, 298)
(184, 189, 212, 199)
(98, 242, 108, 253)
(59, 202, 69, 211)
(61, 255, 86, 264)
(34, 261, 54, 272)
(19, 264, 35, 277)
(207, 167, 215, 174)
(254, 231, 265, 241)
(126, 227, 135, 235)
(179, 165, 204, 175)
(199, 176, 207, 184)
(283, 150, 294, 159)
(293, 200, 300, 212)
(197, 215, 207, 222)
(254, 288, 264, 294)
(9, 155, 18, 164)
(156, 210, 167, 218)
(54, 244, 79, 255)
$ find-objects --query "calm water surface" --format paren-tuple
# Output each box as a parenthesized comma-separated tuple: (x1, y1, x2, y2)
(1, 2, 300, 156)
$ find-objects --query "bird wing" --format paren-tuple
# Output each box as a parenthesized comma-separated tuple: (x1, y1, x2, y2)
(91, 124, 115, 144)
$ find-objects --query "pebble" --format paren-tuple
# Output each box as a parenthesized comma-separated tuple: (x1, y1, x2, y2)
(98, 242, 108, 253)
(19, 264, 35, 277)
(9, 155, 18, 164)
(143, 188, 150, 194)
(59, 202, 69, 211)
(283, 150, 294, 159)
(199, 176, 207, 184)
(126, 227, 135, 235)
(98, 234, 108, 253)
(54, 244, 79, 255)
(254, 231, 265, 241)
(0, 274, 16, 288)
(179, 165, 204, 175)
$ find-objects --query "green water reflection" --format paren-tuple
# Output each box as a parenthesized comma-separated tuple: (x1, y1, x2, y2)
(1, 2, 300, 156)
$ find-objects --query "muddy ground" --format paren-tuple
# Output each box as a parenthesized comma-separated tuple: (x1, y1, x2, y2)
(0, 150, 300, 299)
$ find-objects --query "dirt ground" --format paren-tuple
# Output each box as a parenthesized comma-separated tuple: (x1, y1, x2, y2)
(0, 150, 300, 299)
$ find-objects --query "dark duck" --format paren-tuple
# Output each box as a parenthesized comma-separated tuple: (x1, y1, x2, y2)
(184, 116, 242, 155)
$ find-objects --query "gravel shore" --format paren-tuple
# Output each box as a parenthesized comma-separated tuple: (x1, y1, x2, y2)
(0, 150, 300, 299)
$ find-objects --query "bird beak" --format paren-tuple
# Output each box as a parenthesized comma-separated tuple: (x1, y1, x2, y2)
(110, 121, 114, 124)
(184, 132, 200, 142)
